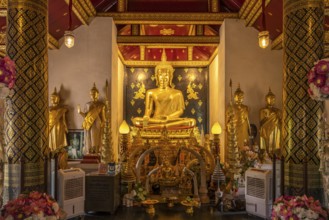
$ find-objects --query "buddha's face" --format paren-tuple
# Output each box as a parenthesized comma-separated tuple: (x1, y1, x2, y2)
(90, 90, 99, 101)
(157, 68, 170, 89)
(266, 96, 275, 106)
(50, 95, 60, 106)
(234, 93, 244, 105)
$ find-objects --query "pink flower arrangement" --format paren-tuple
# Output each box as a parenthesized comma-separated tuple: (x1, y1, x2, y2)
(0, 56, 15, 89)
(308, 58, 329, 101)
(0, 191, 66, 220)
(272, 195, 328, 220)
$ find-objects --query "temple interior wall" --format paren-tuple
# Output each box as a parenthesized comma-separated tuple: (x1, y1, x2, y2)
(48, 17, 283, 161)
(221, 19, 283, 145)
(49, 17, 121, 160)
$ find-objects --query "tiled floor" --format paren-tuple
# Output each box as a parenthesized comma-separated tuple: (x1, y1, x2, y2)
(73, 204, 265, 220)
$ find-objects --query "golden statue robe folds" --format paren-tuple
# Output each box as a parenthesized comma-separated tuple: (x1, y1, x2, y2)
(231, 104, 250, 148)
(49, 107, 68, 152)
(82, 101, 105, 154)
(259, 108, 281, 155)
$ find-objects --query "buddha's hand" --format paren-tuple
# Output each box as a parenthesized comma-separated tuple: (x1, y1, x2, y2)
(143, 116, 150, 126)
(158, 115, 168, 121)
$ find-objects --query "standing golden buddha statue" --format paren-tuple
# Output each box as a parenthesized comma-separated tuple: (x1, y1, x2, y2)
(49, 88, 68, 169)
(78, 83, 106, 154)
(259, 88, 281, 157)
(49, 87, 68, 152)
(132, 50, 196, 129)
(228, 84, 250, 148)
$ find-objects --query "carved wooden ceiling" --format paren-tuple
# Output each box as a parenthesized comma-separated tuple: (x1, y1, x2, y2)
(1, 0, 327, 66)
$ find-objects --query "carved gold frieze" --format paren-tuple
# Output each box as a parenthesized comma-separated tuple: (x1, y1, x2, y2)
(271, 33, 283, 50)
(65, 0, 93, 25)
(48, 34, 59, 50)
(98, 12, 238, 25)
(160, 28, 175, 35)
(121, 59, 210, 67)
(245, 0, 271, 27)
(117, 36, 220, 44)
(239, 0, 256, 19)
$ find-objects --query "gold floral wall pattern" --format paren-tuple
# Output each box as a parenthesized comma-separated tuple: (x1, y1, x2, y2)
(125, 67, 209, 132)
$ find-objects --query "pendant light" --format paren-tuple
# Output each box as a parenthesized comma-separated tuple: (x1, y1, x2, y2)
(258, 0, 269, 49)
(64, 0, 75, 48)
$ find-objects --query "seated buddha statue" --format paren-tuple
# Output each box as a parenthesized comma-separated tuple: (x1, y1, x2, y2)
(132, 50, 196, 130)
(158, 157, 179, 186)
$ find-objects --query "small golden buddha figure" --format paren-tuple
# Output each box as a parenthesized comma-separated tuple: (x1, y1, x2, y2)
(228, 84, 250, 148)
(259, 88, 281, 157)
(49, 87, 68, 152)
(78, 83, 106, 154)
(132, 50, 196, 129)
(158, 157, 179, 186)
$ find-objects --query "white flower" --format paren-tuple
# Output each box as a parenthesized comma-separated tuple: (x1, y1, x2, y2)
(294, 207, 306, 219)
(305, 209, 319, 219)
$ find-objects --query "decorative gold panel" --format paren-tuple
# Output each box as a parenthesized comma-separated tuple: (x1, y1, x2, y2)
(282, 0, 324, 196)
(5, 0, 48, 191)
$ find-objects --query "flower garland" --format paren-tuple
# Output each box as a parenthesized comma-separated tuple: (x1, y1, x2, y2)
(272, 195, 328, 220)
(308, 58, 329, 101)
(0, 191, 66, 220)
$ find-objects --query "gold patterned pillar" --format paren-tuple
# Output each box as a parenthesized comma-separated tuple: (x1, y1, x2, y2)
(4, 0, 48, 198)
(283, 0, 324, 197)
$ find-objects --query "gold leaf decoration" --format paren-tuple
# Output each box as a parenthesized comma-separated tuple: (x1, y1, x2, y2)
(172, 83, 175, 88)
(160, 28, 175, 35)
(185, 100, 189, 106)
(198, 117, 202, 123)
(130, 83, 135, 89)
(151, 74, 155, 81)
(191, 108, 196, 115)
(130, 67, 135, 73)
(133, 81, 146, 100)
(177, 75, 182, 82)
(130, 99, 135, 106)
(187, 82, 199, 100)
(198, 68, 202, 73)
(144, 68, 148, 73)
(137, 108, 142, 114)
(198, 100, 203, 106)
(184, 68, 189, 73)
(198, 83, 203, 90)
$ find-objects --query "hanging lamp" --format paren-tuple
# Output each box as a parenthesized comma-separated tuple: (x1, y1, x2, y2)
(64, 0, 75, 48)
(258, 0, 269, 49)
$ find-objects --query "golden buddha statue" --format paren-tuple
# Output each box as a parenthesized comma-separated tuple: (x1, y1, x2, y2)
(78, 83, 106, 154)
(259, 88, 281, 157)
(158, 157, 179, 186)
(228, 84, 250, 148)
(132, 50, 196, 129)
(49, 87, 68, 152)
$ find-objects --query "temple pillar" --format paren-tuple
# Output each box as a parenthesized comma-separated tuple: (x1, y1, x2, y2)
(4, 0, 48, 200)
(283, 0, 324, 197)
